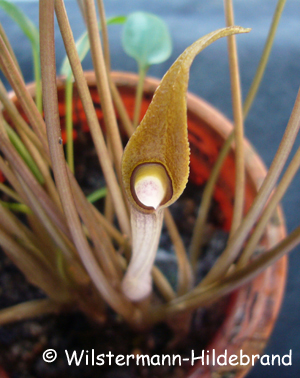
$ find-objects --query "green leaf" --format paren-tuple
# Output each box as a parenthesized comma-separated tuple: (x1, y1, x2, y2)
(0, 0, 39, 48)
(4, 122, 44, 185)
(122, 12, 172, 70)
(60, 16, 127, 78)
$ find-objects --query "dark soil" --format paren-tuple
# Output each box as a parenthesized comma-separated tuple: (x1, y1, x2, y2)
(0, 131, 230, 378)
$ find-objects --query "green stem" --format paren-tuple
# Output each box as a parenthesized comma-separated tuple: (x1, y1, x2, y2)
(0, 200, 31, 213)
(133, 66, 147, 128)
(32, 46, 42, 114)
(0, 33, 48, 153)
(0, 80, 46, 159)
(4, 121, 44, 184)
(65, 76, 74, 173)
(86, 187, 107, 203)
(0, 131, 71, 239)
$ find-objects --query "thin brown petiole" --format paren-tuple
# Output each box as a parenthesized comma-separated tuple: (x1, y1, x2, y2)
(190, 0, 287, 265)
(237, 145, 300, 268)
(0, 22, 23, 78)
(190, 132, 234, 267)
(199, 87, 300, 287)
(0, 299, 68, 326)
(164, 208, 193, 296)
(243, 0, 287, 119)
(148, 225, 300, 325)
(55, 0, 130, 237)
(42, 0, 136, 323)
(96, 0, 110, 70)
(0, 34, 48, 152)
(224, 0, 245, 237)
(84, 0, 124, 177)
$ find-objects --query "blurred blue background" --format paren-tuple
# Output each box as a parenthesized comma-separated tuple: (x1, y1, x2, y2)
(0, 1, 299, 377)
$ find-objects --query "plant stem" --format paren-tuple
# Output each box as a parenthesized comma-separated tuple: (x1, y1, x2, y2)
(32, 45, 42, 114)
(42, 0, 136, 323)
(0, 299, 67, 326)
(224, 0, 245, 237)
(164, 208, 193, 296)
(0, 225, 70, 302)
(96, 0, 110, 70)
(133, 66, 147, 128)
(91, 204, 127, 246)
(0, 182, 23, 202)
(152, 266, 176, 301)
(149, 226, 299, 325)
(237, 145, 300, 268)
(199, 87, 300, 287)
(0, 202, 57, 270)
(109, 76, 135, 137)
(87, 187, 107, 203)
(0, 155, 29, 206)
(190, 131, 234, 267)
(0, 80, 46, 160)
(190, 0, 286, 262)
(85, 0, 124, 177)
(243, 0, 287, 119)
(0, 201, 31, 213)
(55, 0, 131, 237)
(65, 76, 74, 173)
(4, 121, 44, 183)
(67, 169, 123, 286)
(0, 133, 71, 238)
(0, 34, 48, 152)
(96, 0, 132, 131)
(0, 22, 23, 77)
(76, 0, 87, 23)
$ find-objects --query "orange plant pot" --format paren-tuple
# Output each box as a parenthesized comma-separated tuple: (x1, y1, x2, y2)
(4, 71, 287, 378)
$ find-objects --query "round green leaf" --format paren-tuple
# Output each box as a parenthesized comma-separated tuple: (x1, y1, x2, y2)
(122, 12, 172, 70)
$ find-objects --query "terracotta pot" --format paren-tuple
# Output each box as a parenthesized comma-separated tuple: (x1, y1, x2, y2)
(3, 71, 287, 378)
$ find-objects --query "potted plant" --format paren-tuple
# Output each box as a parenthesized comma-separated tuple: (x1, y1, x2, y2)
(0, 0, 298, 377)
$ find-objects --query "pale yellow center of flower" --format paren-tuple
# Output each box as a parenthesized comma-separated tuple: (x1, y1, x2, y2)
(132, 163, 172, 210)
